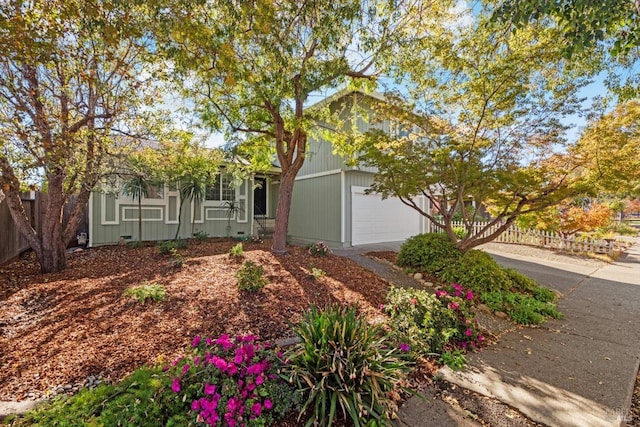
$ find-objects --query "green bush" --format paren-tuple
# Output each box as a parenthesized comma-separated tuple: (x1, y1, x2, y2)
(307, 241, 331, 256)
(10, 367, 171, 426)
(193, 230, 209, 241)
(481, 291, 562, 325)
(383, 285, 483, 356)
(286, 306, 411, 427)
(615, 222, 639, 236)
(453, 226, 467, 240)
(123, 282, 167, 303)
(229, 242, 244, 257)
(440, 250, 511, 294)
(396, 233, 461, 274)
(309, 266, 326, 280)
(158, 239, 187, 255)
(236, 260, 268, 292)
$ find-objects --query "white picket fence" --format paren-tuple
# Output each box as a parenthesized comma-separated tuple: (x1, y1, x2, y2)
(437, 221, 627, 256)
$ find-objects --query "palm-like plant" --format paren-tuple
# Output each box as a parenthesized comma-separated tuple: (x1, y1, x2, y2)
(122, 174, 150, 243)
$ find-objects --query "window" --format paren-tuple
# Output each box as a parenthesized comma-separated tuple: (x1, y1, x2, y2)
(206, 174, 235, 201)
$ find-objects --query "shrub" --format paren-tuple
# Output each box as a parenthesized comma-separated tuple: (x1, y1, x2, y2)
(229, 242, 244, 257)
(129, 240, 145, 249)
(165, 334, 299, 427)
(439, 250, 511, 294)
(439, 349, 466, 371)
(193, 230, 209, 241)
(308, 267, 326, 280)
(453, 226, 467, 240)
(169, 247, 184, 268)
(250, 235, 263, 244)
(307, 241, 331, 256)
(396, 233, 461, 274)
(8, 367, 169, 426)
(124, 282, 167, 303)
(615, 222, 639, 236)
(383, 285, 483, 356)
(236, 260, 268, 292)
(481, 291, 563, 325)
(158, 239, 188, 254)
(286, 306, 411, 427)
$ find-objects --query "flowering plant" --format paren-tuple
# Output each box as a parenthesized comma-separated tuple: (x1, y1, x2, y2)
(307, 241, 331, 256)
(383, 284, 483, 356)
(165, 334, 298, 426)
(435, 283, 484, 351)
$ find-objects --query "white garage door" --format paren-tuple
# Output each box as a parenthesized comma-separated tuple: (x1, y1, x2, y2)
(351, 187, 422, 245)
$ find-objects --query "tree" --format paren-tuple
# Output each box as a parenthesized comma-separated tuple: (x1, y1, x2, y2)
(157, 0, 431, 254)
(0, 1, 158, 272)
(493, 0, 640, 57)
(357, 4, 591, 251)
(157, 138, 224, 240)
(121, 164, 152, 244)
(573, 100, 640, 197)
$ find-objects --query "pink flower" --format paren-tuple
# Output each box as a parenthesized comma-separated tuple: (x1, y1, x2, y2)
(251, 402, 262, 416)
(478, 335, 484, 342)
(204, 383, 216, 395)
(171, 356, 183, 367)
(255, 374, 264, 385)
(216, 334, 234, 350)
(449, 302, 459, 310)
(192, 335, 202, 347)
(379, 304, 385, 310)
(264, 399, 273, 410)
(226, 363, 238, 375)
(191, 400, 200, 411)
(171, 378, 181, 393)
(399, 343, 410, 352)
(466, 291, 474, 300)
(465, 329, 473, 337)
(181, 364, 190, 375)
(410, 298, 417, 305)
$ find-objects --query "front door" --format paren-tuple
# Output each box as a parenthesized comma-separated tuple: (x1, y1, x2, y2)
(254, 177, 267, 216)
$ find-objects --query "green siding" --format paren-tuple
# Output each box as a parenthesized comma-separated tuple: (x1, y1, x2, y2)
(90, 178, 254, 246)
(288, 174, 342, 247)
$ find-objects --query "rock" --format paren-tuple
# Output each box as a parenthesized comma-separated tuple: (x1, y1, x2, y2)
(554, 290, 564, 299)
(0, 400, 41, 421)
(477, 304, 492, 314)
(425, 281, 434, 287)
(413, 272, 423, 280)
(495, 311, 509, 320)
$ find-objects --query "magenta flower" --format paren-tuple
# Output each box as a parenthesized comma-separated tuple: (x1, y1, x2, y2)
(204, 382, 216, 395)
(171, 377, 181, 393)
(399, 343, 410, 352)
(216, 334, 234, 350)
(191, 400, 200, 411)
(181, 364, 190, 375)
(264, 399, 273, 410)
(466, 291, 474, 300)
(192, 335, 202, 347)
(465, 329, 473, 337)
(251, 402, 262, 416)
(255, 374, 264, 385)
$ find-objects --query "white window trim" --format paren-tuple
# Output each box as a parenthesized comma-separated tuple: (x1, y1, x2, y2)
(205, 207, 228, 221)
(122, 206, 164, 222)
(237, 179, 248, 223)
(191, 200, 204, 224)
(100, 193, 119, 225)
(165, 191, 180, 225)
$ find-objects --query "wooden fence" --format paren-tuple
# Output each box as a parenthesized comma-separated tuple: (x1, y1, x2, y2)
(0, 192, 41, 266)
(437, 221, 628, 256)
(0, 192, 88, 266)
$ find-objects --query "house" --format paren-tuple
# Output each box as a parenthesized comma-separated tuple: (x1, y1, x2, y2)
(287, 90, 432, 247)
(87, 166, 280, 247)
(87, 90, 431, 247)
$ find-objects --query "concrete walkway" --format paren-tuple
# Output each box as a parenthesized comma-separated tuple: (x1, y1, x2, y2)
(335, 239, 640, 426)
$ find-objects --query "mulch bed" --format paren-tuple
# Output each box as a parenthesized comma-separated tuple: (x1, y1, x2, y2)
(0, 239, 389, 401)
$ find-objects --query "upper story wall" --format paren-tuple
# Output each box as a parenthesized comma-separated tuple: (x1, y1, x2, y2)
(299, 92, 392, 177)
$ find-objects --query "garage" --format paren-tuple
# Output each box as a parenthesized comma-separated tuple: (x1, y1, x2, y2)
(351, 186, 424, 245)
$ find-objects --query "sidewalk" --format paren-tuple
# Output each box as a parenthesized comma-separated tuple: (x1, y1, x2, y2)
(335, 239, 640, 426)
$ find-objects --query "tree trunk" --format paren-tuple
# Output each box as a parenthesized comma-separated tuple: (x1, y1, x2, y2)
(138, 197, 143, 242)
(38, 172, 68, 273)
(271, 170, 296, 254)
